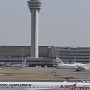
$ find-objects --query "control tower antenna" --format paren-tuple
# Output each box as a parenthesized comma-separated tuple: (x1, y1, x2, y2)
(27, 0, 42, 58)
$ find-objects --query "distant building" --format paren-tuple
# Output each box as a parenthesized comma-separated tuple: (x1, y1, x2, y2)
(0, 46, 49, 58)
(49, 47, 90, 62)
(0, 46, 90, 63)
(0, 46, 53, 67)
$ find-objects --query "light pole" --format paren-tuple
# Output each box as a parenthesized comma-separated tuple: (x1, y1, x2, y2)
(89, 49, 90, 63)
(22, 48, 24, 64)
(74, 56, 76, 63)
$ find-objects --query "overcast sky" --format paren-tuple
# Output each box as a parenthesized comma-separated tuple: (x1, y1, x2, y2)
(0, 0, 90, 47)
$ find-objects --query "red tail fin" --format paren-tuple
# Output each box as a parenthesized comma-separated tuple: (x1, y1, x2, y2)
(64, 78, 69, 82)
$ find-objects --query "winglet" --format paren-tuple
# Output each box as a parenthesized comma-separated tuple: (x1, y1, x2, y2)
(64, 78, 69, 82)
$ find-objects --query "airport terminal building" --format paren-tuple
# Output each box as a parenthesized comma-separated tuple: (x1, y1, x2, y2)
(0, 46, 90, 66)
(0, 46, 52, 67)
(0, 46, 49, 58)
(49, 47, 90, 63)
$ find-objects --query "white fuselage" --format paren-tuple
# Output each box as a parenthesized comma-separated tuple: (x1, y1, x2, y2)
(0, 82, 90, 90)
(57, 63, 89, 70)
(57, 63, 78, 69)
(75, 63, 90, 70)
(56, 57, 90, 71)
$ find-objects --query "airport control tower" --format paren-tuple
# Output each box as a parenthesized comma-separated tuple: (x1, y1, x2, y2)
(27, 0, 42, 58)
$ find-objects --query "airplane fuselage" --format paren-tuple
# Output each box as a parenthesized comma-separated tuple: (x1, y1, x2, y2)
(57, 64, 78, 69)
(56, 57, 90, 71)
(0, 82, 89, 90)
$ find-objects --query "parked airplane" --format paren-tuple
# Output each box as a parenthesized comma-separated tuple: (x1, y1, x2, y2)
(0, 79, 90, 90)
(56, 57, 90, 71)
(11, 59, 27, 70)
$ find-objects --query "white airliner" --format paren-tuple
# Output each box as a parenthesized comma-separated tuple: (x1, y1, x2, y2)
(56, 57, 90, 71)
(11, 59, 27, 70)
(0, 79, 90, 90)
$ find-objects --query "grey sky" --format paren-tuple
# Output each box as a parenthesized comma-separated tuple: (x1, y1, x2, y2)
(0, 0, 90, 47)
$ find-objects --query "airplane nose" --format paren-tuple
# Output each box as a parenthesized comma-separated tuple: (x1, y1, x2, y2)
(85, 67, 89, 70)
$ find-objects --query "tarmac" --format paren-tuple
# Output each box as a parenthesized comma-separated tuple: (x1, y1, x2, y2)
(0, 67, 90, 81)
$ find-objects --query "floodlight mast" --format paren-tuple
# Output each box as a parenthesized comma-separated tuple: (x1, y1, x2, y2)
(27, 0, 42, 58)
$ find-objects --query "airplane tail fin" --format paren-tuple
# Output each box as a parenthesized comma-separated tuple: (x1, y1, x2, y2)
(56, 57, 64, 65)
(64, 78, 69, 82)
(23, 59, 26, 65)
